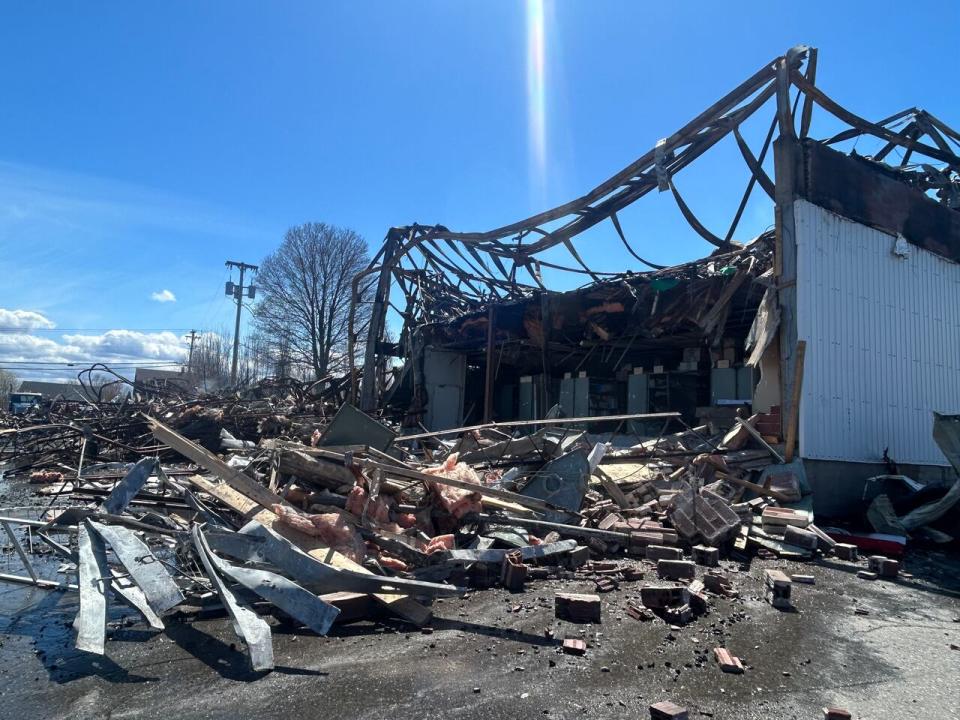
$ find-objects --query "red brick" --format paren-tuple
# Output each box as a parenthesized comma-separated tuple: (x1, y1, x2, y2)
(713, 647, 744, 673)
(562, 637, 587, 656)
(650, 700, 688, 719)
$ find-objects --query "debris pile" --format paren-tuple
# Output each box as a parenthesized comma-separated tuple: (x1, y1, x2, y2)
(1, 376, 921, 674)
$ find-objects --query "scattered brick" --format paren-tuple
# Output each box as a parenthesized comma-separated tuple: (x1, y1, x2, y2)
(562, 637, 587, 656)
(626, 601, 654, 621)
(594, 576, 618, 593)
(823, 708, 852, 720)
(500, 550, 528, 591)
(791, 574, 815, 584)
(650, 700, 689, 719)
(662, 603, 693, 625)
(687, 580, 709, 614)
(857, 570, 878, 581)
(713, 646, 744, 673)
(703, 571, 736, 596)
(622, 567, 645, 582)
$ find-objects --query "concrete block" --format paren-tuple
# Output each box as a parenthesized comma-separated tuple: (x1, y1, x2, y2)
(658, 559, 696, 581)
(867, 555, 900, 578)
(761, 506, 809, 529)
(834, 543, 859, 561)
(764, 569, 792, 609)
(692, 544, 720, 566)
(646, 544, 683, 561)
(640, 585, 689, 609)
(783, 525, 820, 550)
(662, 603, 693, 625)
(567, 545, 590, 569)
(555, 592, 601, 623)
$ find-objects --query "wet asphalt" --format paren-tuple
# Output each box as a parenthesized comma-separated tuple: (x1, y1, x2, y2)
(0, 474, 958, 720)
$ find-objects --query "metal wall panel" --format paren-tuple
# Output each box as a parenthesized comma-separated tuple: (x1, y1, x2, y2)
(795, 199, 960, 465)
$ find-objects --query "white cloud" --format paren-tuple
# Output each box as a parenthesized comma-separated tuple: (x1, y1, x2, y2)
(150, 289, 177, 303)
(0, 326, 188, 381)
(0, 308, 56, 330)
(61, 330, 187, 362)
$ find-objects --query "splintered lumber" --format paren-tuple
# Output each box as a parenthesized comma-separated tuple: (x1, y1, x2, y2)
(596, 468, 632, 508)
(276, 449, 356, 489)
(717, 471, 791, 503)
(148, 416, 285, 512)
(269, 439, 538, 515)
(186, 474, 432, 626)
(356, 457, 564, 515)
(394, 412, 681, 441)
(784, 340, 807, 463)
(735, 417, 785, 463)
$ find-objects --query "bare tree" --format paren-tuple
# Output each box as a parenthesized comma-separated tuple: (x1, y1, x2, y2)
(254, 223, 371, 380)
(0, 369, 18, 408)
(191, 330, 233, 391)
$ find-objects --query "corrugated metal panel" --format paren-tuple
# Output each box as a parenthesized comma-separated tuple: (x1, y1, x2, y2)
(795, 199, 960, 465)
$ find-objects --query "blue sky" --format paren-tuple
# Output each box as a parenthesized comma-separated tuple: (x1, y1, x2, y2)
(1, 2, 957, 378)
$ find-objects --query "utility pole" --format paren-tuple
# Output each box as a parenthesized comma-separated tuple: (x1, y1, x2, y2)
(224, 260, 258, 385)
(184, 329, 199, 372)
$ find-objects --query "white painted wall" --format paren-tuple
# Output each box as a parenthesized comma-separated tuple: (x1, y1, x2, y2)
(795, 199, 960, 465)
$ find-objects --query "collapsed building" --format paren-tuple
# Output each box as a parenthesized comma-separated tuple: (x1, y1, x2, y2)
(0, 47, 958, 695)
(351, 45, 960, 516)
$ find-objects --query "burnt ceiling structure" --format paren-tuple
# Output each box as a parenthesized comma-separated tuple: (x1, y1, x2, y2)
(348, 45, 960, 419)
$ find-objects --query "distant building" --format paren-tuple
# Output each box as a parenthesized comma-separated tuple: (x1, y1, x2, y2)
(16, 380, 95, 403)
(133, 368, 198, 395)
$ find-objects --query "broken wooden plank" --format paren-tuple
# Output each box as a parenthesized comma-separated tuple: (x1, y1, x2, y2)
(596, 467, 632, 509)
(783, 340, 806, 463)
(148, 415, 287, 512)
(735, 417, 785, 463)
(394, 412, 681, 441)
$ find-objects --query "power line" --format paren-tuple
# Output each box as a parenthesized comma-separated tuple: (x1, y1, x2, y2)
(0, 362, 183, 366)
(225, 260, 258, 384)
(0, 327, 201, 333)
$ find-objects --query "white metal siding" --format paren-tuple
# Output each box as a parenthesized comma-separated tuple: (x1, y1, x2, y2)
(795, 199, 960, 465)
